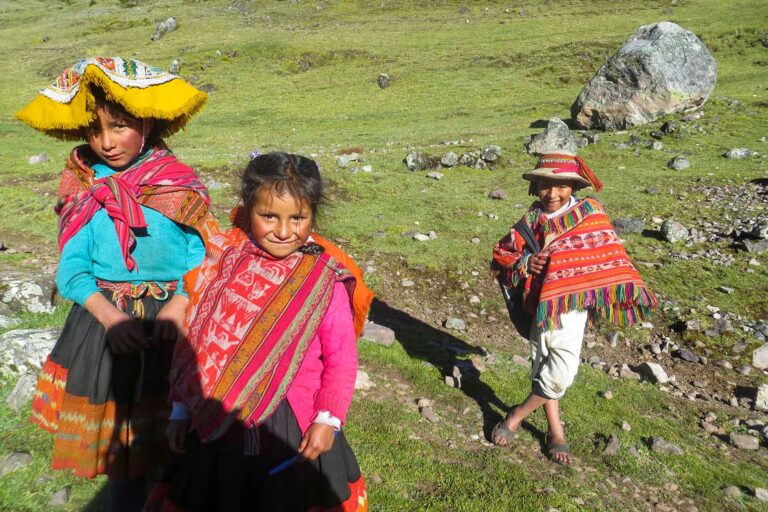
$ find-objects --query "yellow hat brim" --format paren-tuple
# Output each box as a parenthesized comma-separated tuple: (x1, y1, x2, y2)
(16, 64, 207, 140)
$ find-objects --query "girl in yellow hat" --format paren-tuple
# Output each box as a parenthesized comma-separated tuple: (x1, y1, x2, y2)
(491, 152, 657, 464)
(17, 57, 215, 510)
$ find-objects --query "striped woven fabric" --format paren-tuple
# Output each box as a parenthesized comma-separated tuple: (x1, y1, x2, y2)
(494, 197, 657, 330)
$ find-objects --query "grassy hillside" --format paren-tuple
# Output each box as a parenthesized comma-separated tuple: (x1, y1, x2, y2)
(0, 0, 767, 510)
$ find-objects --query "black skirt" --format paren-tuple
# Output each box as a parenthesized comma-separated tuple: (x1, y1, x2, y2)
(167, 400, 363, 512)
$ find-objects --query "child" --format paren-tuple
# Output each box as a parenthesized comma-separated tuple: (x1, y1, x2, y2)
(163, 152, 371, 511)
(491, 152, 657, 464)
(16, 57, 214, 508)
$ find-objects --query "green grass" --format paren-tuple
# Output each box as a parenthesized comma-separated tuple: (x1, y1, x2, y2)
(1, 0, 768, 510)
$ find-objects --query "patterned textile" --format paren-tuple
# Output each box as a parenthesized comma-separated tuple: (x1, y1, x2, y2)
(57, 145, 214, 271)
(16, 57, 207, 140)
(308, 476, 368, 512)
(493, 197, 657, 330)
(171, 232, 354, 443)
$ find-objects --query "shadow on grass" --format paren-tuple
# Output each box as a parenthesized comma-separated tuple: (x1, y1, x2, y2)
(368, 298, 514, 441)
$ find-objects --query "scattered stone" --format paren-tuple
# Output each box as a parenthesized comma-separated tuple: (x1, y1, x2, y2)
(169, 59, 181, 74)
(755, 488, 768, 502)
(613, 217, 645, 234)
(621, 421, 631, 431)
(512, 354, 531, 368)
(377, 73, 389, 89)
(724, 148, 757, 159)
(440, 152, 458, 167)
(428, 231, 437, 240)
(723, 486, 741, 498)
(480, 145, 501, 162)
(400, 279, 415, 288)
(667, 156, 691, 171)
(354, 370, 374, 390)
(752, 220, 768, 240)
(619, 364, 641, 380)
(444, 317, 466, 331)
(675, 348, 698, 363)
(360, 322, 395, 347)
(602, 390, 614, 400)
(700, 420, 721, 435)
(426, 171, 444, 180)
(470, 238, 481, 244)
(444, 375, 457, 388)
(151, 17, 178, 41)
(0, 329, 59, 376)
(5, 373, 37, 413)
(488, 189, 507, 200)
(0, 452, 32, 477)
(469, 295, 481, 304)
(404, 151, 440, 171)
(337, 153, 359, 168)
(369, 474, 383, 485)
(413, 233, 431, 242)
(660, 220, 689, 243)
(755, 383, 768, 412)
(729, 433, 759, 450)
(649, 140, 664, 150)
(637, 362, 669, 384)
(419, 405, 439, 423)
(525, 118, 578, 155)
(583, 131, 601, 145)
(48, 486, 71, 507)
(753, 344, 768, 370)
(682, 110, 704, 122)
(27, 153, 48, 164)
(604, 433, 621, 455)
(683, 319, 701, 332)
(1, 272, 56, 314)
(650, 437, 684, 455)
(571, 22, 716, 129)
(661, 121, 679, 135)
(743, 239, 768, 254)
(607, 331, 621, 348)
(736, 364, 752, 376)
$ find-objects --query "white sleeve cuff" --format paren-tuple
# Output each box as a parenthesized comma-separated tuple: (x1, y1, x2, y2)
(313, 410, 342, 430)
(169, 401, 190, 421)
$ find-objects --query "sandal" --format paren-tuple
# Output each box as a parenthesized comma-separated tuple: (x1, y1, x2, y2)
(491, 420, 518, 447)
(545, 435, 572, 465)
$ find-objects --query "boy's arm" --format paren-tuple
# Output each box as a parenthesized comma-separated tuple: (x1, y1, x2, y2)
(492, 229, 531, 287)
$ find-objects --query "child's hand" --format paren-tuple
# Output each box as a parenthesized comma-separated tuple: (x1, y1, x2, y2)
(298, 423, 335, 462)
(166, 419, 189, 454)
(154, 295, 189, 344)
(527, 254, 548, 275)
(104, 311, 147, 354)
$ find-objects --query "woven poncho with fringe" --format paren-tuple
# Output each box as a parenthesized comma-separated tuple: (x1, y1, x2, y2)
(16, 57, 206, 140)
(493, 197, 657, 330)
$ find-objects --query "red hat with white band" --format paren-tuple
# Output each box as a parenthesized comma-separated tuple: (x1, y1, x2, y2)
(522, 151, 604, 192)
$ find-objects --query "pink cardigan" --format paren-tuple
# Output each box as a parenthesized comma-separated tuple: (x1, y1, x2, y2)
(285, 280, 358, 433)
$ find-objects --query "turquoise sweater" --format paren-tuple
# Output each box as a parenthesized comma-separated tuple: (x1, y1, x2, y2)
(56, 161, 205, 306)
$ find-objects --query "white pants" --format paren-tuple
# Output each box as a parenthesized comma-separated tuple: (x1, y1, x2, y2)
(529, 310, 588, 400)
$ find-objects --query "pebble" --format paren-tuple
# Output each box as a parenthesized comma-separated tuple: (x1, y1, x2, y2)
(0, 452, 32, 477)
(488, 189, 507, 200)
(602, 390, 614, 400)
(604, 433, 621, 455)
(755, 488, 768, 502)
(729, 433, 759, 450)
(469, 295, 481, 304)
(377, 73, 390, 89)
(723, 485, 741, 498)
(637, 362, 669, 384)
(512, 354, 531, 368)
(400, 279, 415, 288)
(735, 365, 752, 376)
(650, 437, 683, 455)
(354, 370, 374, 390)
(413, 233, 430, 242)
(716, 286, 734, 294)
(444, 317, 466, 331)
(667, 156, 690, 171)
(48, 487, 70, 507)
(427, 172, 444, 180)
(27, 153, 48, 164)
(621, 421, 631, 431)
(470, 238, 480, 244)
(419, 405, 440, 423)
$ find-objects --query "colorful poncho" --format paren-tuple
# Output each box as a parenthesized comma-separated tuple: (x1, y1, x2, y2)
(57, 145, 216, 271)
(493, 197, 657, 330)
(169, 226, 360, 443)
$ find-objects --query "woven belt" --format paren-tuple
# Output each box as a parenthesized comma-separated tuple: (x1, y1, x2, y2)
(96, 280, 177, 318)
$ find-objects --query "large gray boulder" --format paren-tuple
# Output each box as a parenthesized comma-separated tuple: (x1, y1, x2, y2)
(0, 271, 55, 314)
(572, 22, 716, 130)
(0, 329, 59, 377)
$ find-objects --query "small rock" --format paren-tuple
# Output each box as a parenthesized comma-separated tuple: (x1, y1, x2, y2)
(716, 286, 734, 295)
(621, 421, 631, 431)
(470, 238, 481, 244)
(754, 383, 768, 412)
(48, 486, 71, 507)
(525, 118, 578, 155)
(743, 239, 768, 253)
(404, 151, 440, 171)
(413, 233, 431, 242)
(360, 322, 396, 347)
(723, 486, 741, 498)
(27, 153, 48, 164)
(607, 331, 621, 348)
(613, 217, 645, 234)
(400, 279, 415, 288)
(602, 390, 614, 400)
(469, 295, 481, 304)
(444, 317, 466, 331)
(661, 220, 689, 243)
(752, 343, 768, 370)
(619, 364, 641, 380)
(604, 433, 621, 455)
(444, 375, 457, 388)
(480, 145, 501, 162)
(667, 156, 690, 171)
(354, 370, 374, 390)
(675, 348, 698, 363)
(512, 354, 531, 368)
(637, 362, 669, 384)
(0, 452, 33, 477)
(700, 420, 721, 435)
(369, 474, 383, 485)
(488, 189, 507, 200)
(169, 59, 181, 74)
(650, 437, 683, 455)
(5, 373, 37, 413)
(703, 411, 717, 423)
(736, 365, 752, 376)
(755, 488, 768, 502)
(419, 405, 439, 423)
(426, 172, 444, 180)
(440, 152, 458, 167)
(377, 73, 389, 89)
(661, 121, 679, 135)
(724, 148, 757, 159)
(729, 433, 759, 450)
(428, 231, 437, 240)
(151, 17, 178, 41)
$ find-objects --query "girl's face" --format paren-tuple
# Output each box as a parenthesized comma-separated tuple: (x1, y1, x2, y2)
(537, 178, 574, 213)
(85, 107, 151, 169)
(249, 187, 313, 258)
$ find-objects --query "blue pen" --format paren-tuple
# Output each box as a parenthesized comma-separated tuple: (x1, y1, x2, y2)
(268, 431, 339, 476)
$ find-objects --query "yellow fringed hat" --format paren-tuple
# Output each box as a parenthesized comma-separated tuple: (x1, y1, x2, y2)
(16, 57, 207, 140)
